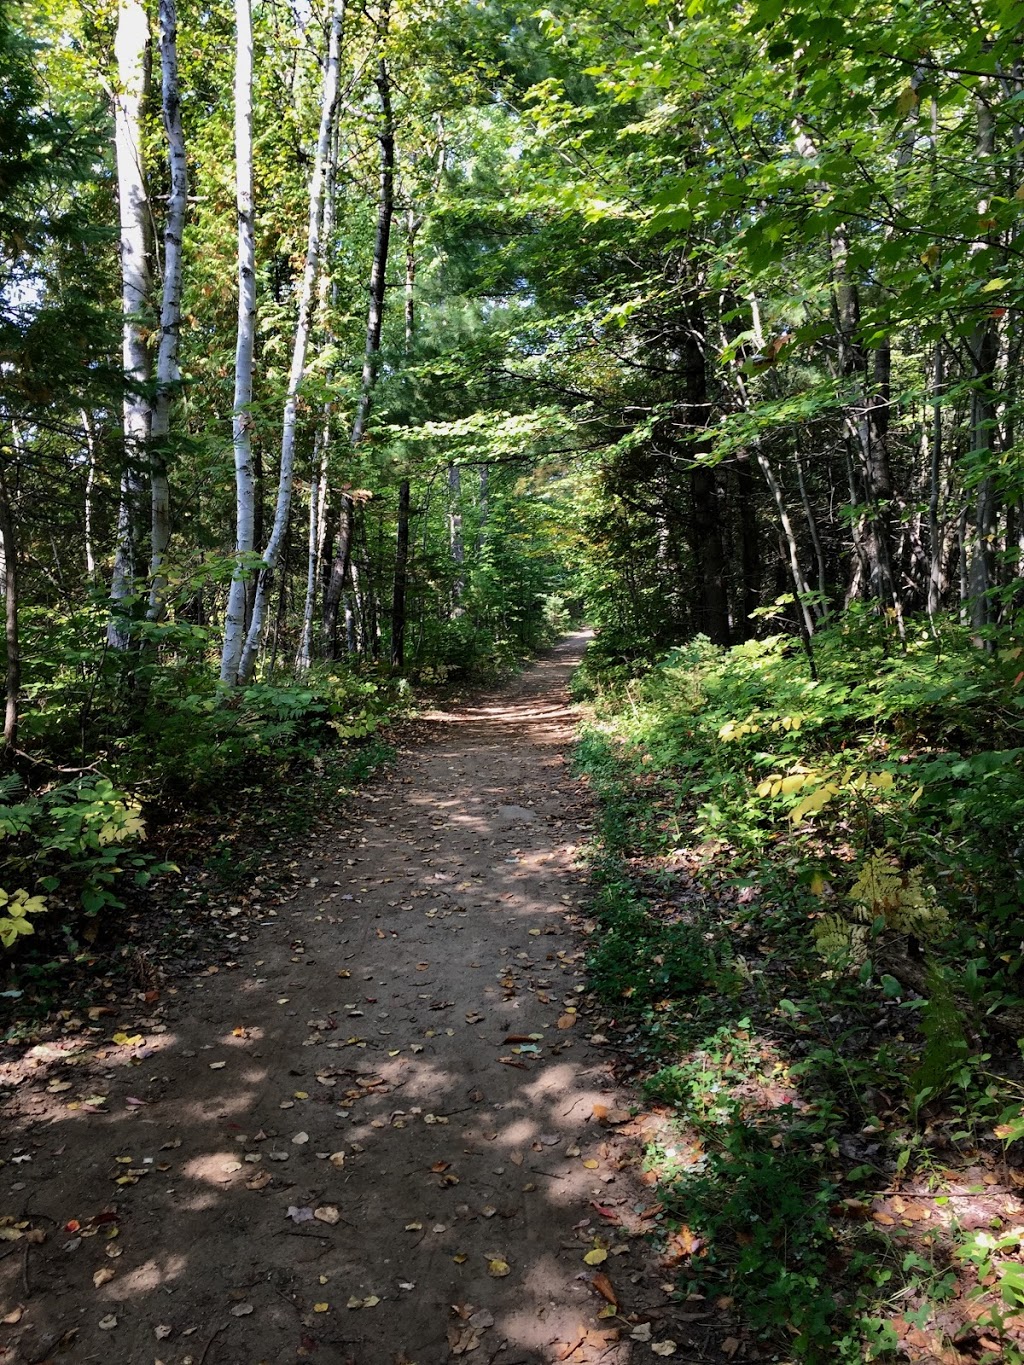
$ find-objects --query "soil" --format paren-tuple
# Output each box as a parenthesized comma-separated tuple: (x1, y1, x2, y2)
(0, 634, 696, 1365)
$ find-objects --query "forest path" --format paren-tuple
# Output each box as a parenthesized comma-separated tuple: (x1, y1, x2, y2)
(0, 634, 691, 1365)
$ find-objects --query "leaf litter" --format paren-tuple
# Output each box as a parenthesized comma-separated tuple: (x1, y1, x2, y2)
(0, 640, 711, 1364)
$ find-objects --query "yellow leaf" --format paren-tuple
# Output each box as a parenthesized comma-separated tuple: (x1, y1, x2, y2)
(112, 1033, 143, 1047)
(583, 1159, 599, 1169)
(896, 84, 919, 115)
(583, 1248, 608, 1265)
(313, 1303, 329, 1313)
(487, 1258, 511, 1277)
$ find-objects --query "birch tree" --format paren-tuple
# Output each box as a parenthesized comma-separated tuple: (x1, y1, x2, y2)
(235, 0, 345, 684)
(147, 0, 188, 620)
(219, 0, 257, 684)
(108, 0, 152, 649)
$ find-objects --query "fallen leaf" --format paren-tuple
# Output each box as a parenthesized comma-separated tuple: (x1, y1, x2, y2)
(286, 1206, 315, 1223)
(314, 1206, 341, 1225)
(329, 1152, 345, 1168)
(591, 1271, 617, 1306)
(556, 1014, 577, 1030)
(583, 1159, 599, 1170)
(630, 1323, 652, 1342)
(583, 1248, 608, 1266)
(246, 1170, 272, 1191)
(155, 1325, 172, 1340)
(230, 1303, 254, 1317)
(208, 1061, 226, 1070)
(313, 1302, 329, 1313)
(292, 1131, 309, 1145)
(93, 1267, 116, 1288)
(487, 1258, 511, 1277)
(112, 1033, 142, 1047)
(98, 1314, 118, 1330)
(651, 1342, 677, 1357)
(2, 1306, 23, 1325)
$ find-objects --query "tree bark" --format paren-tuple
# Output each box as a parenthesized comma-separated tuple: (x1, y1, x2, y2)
(448, 462, 464, 609)
(82, 409, 98, 580)
(927, 341, 945, 616)
(147, 0, 188, 620)
(108, 0, 153, 650)
(219, 0, 258, 684)
(476, 464, 488, 554)
(297, 102, 341, 672)
(734, 454, 760, 637)
(350, 59, 395, 450)
(322, 493, 354, 657)
(390, 479, 410, 672)
(0, 460, 18, 757)
(236, 0, 345, 683)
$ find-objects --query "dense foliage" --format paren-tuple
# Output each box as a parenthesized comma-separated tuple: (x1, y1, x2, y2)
(1, 0, 1023, 1351)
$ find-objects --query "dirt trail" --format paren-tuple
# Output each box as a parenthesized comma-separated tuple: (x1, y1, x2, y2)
(0, 634, 689, 1365)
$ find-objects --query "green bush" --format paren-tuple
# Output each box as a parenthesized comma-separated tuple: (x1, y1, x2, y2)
(0, 773, 173, 948)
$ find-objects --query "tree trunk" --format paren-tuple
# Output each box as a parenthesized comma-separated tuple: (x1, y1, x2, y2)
(108, 0, 153, 650)
(0, 461, 18, 758)
(476, 464, 488, 553)
(236, 0, 345, 683)
(296, 433, 326, 674)
(390, 479, 410, 672)
(448, 462, 464, 608)
(968, 88, 1000, 644)
(679, 318, 729, 645)
(792, 446, 828, 614)
(752, 443, 817, 640)
(927, 341, 945, 616)
(322, 493, 354, 657)
(734, 454, 760, 636)
(323, 57, 394, 658)
(404, 207, 419, 349)
(82, 409, 98, 580)
(350, 59, 395, 449)
(219, 0, 258, 684)
(147, 0, 188, 621)
(296, 101, 341, 671)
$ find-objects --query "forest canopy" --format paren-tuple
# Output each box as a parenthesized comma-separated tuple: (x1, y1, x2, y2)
(2, 1, 1024, 1353)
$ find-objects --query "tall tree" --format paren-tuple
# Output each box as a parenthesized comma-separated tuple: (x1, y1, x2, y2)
(235, 0, 346, 684)
(107, 0, 152, 649)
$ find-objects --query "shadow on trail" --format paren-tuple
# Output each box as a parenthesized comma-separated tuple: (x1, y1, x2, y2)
(0, 631, 699, 1365)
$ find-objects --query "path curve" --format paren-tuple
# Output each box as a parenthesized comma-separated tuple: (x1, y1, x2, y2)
(0, 634, 681, 1365)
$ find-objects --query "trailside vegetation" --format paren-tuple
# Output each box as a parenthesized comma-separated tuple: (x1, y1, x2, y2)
(2, 0, 1024, 1353)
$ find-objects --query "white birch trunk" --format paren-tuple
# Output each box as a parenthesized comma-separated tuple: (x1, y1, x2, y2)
(448, 461, 465, 609)
(296, 430, 327, 673)
(108, 0, 152, 649)
(148, 0, 188, 619)
(296, 105, 341, 674)
(82, 409, 98, 579)
(219, 0, 258, 684)
(236, 0, 345, 684)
